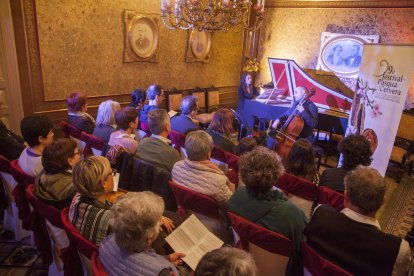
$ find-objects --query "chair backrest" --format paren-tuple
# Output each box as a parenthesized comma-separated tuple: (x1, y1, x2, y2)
(81, 131, 105, 156)
(167, 91, 183, 112)
(192, 90, 206, 113)
(117, 154, 177, 211)
(207, 89, 220, 113)
(275, 173, 318, 219)
(10, 159, 35, 187)
(91, 251, 109, 276)
(169, 180, 221, 220)
(60, 120, 82, 140)
(302, 242, 353, 276)
(316, 186, 344, 211)
(10, 160, 34, 221)
(396, 113, 414, 141)
(169, 130, 186, 153)
(227, 211, 293, 276)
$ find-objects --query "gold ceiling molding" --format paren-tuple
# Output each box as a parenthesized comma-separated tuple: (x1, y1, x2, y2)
(265, 0, 414, 8)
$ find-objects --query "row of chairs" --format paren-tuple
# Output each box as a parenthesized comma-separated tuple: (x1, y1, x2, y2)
(166, 87, 220, 113)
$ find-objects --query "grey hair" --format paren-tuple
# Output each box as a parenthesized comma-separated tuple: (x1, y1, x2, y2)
(185, 130, 213, 161)
(180, 95, 198, 115)
(96, 100, 121, 126)
(108, 191, 164, 252)
(344, 166, 386, 215)
(195, 247, 257, 276)
(148, 109, 169, 135)
(72, 156, 112, 197)
(239, 146, 285, 195)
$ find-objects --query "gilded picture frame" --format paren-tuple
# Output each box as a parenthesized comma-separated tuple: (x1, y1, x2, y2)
(186, 30, 212, 63)
(316, 32, 379, 78)
(123, 10, 159, 63)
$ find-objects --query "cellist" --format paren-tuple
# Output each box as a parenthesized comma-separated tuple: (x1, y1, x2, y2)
(270, 86, 318, 144)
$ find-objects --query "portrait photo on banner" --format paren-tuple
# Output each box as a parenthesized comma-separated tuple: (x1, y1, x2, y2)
(317, 32, 379, 78)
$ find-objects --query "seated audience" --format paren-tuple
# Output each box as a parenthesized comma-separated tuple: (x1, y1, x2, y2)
(136, 109, 180, 171)
(235, 136, 257, 156)
(0, 102, 25, 160)
(139, 84, 164, 125)
(305, 166, 410, 275)
(36, 138, 79, 209)
(195, 247, 257, 276)
(93, 100, 121, 143)
(99, 192, 185, 276)
(227, 146, 307, 275)
(128, 88, 146, 117)
(170, 95, 201, 134)
(206, 108, 236, 154)
(319, 134, 372, 193)
(284, 138, 319, 184)
(108, 107, 139, 154)
(18, 115, 54, 177)
(69, 156, 177, 248)
(66, 92, 95, 134)
(172, 130, 234, 204)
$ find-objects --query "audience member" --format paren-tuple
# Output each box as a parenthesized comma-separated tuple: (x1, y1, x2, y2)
(284, 138, 319, 184)
(99, 192, 185, 276)
(206, 109, 236, 154)
(305, 166, 410, 275)
(235, 136, 257, 156)
(0, 102, 25, 160)
(66, 92, 95, 133)
(128, 88, 146, 117)
(195, 247, 257, 276)
(36, 138, 79, 209)
(136, 109, 180, 171)
(108, 107, 139, 154)
(227, 146, 307, 275)
(170, 95, 201, 134)
(139, 84, 164, 124)
(319, 134, 372, 193)
(93, 100, 121, 143)
(69, 156, 177, 248)
(18, 115, 54, 177)
(172, 130, 234, 204)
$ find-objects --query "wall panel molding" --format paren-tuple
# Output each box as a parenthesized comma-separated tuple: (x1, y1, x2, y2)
(266, 0, 414, 8)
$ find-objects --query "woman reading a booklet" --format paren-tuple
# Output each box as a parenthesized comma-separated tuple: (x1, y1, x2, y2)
(99, 192, 185, 276)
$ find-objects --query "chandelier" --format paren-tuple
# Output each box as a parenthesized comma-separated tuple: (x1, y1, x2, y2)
(160, 0, 265, 32)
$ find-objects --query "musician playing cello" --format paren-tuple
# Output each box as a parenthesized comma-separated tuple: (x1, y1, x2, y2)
(270, 86, 318, 144)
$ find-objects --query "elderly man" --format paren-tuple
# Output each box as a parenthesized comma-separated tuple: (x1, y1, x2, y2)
(139, 84, 165, 124)
(136, 109, 180, 171)
(305, 166, 410, 275)
(172, 130, 234, 204)
(170, 95, 201, 134)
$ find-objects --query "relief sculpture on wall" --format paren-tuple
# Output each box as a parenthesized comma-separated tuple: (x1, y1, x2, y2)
(123, 10, 159, 63)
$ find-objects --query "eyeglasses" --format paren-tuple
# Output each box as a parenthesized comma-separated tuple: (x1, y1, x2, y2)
(107, 169, 117, 177)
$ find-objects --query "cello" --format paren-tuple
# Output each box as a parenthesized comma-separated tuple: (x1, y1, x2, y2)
(271, 88, 316, 159)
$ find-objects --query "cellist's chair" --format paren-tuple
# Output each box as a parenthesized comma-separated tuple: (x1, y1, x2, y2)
(227, 211, 294, 276)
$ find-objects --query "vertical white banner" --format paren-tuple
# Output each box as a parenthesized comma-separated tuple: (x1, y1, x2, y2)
(345, 44, 414, 176)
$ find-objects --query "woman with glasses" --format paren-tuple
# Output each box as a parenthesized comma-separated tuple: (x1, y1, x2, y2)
(36, 138, 80, 209)
(69, 156, 176, 247)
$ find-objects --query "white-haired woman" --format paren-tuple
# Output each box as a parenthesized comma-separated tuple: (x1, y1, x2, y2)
(172, 130, 234, 204)
(69, 156, 176, 247)
(99, 192, 185, 276)
(93, 100, 121, 143)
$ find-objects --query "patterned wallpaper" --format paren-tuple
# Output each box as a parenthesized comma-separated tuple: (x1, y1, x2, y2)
(256, 7, 414, 89)
(35, 0, 243, 101)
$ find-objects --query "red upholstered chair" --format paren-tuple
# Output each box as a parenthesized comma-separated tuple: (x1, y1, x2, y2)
(227, 211, 294, 276)
(275, 173, 318, 219)
(91, 251, 109, 276)
(59, 121, 87, 156)
(302, 242, 352, 276)
(81, 131, 105, 157)
(10, 160, 34, 225)
(169, 130, 186, 153)
(316, 186, 344, 211)
(210, 146, 240, 186)
(26, 184, 68, 267)
(61, 207, 98, 276)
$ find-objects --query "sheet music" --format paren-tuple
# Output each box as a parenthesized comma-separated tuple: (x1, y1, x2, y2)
(165, 214, 224, 270)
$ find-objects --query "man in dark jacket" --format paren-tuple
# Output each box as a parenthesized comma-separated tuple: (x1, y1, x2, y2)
(170, 95, 201, 134)
(139, 84, 165, 124)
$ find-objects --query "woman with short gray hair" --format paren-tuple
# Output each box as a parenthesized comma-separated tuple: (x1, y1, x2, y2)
(172, 130, 234, 203)
(99, 192, 185, 276)
(93, 100, 121, 143)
